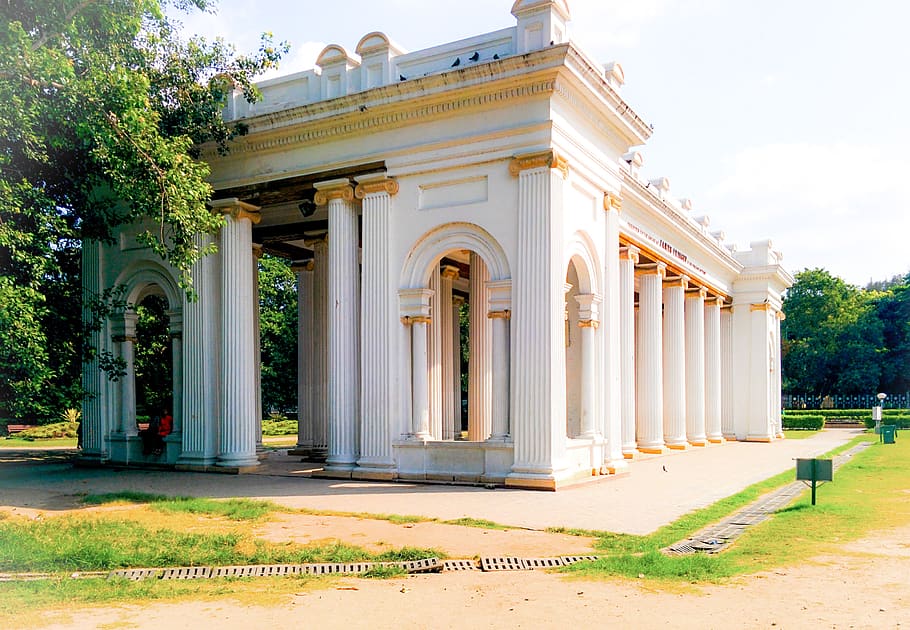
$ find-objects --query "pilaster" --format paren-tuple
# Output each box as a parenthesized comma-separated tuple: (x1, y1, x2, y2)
(315, 179, 360, 471)
(487, 280, 512, 441)
(399, 288, 434, 440)
(507, 150, 567, 488)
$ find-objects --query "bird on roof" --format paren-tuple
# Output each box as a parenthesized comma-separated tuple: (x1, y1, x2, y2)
(399, 74, 407, 81)
(493, 53, 500, 60)
(451, 57, 461, 67)
(469, 51, 480, 62)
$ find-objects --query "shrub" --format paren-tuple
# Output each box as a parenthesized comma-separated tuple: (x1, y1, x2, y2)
(781, 415, 824, 430)
(13, 421, 78, 440)
(261, 418, 297, 436)
(864, 415, 910, 430)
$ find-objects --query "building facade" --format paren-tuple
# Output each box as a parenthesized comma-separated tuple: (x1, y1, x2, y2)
(80, 0, 792, 489)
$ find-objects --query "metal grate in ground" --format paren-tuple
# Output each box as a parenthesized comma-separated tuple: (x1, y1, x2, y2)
(664, 442, 871, 556)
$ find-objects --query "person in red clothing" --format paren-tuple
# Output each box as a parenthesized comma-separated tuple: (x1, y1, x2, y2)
(141, 407, 173, 456)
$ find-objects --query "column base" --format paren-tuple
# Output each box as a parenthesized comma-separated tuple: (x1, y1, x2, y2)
(707, 437, 725, 444)
(622, 451, 635, 459)
(745, 435, 773, 443)
(637, 445, 667, 455)
(605, 458, 630, 475)
(687, 440, 707, 447)
(666, 443, 688, 451)
(216, 454, 260, 468)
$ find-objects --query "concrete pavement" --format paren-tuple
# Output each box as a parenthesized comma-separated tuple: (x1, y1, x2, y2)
(0, 430, 863, 534)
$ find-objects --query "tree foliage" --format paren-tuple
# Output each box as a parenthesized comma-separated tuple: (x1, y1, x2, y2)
(0, 0, 285, 421)
(782, 268, 910, 396)
(257, 254, 297, 414)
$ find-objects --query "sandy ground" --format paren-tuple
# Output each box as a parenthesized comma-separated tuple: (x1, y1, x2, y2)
(26, 524, 910, 630)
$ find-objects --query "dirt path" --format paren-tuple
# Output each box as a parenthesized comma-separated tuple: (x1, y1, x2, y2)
(19, 518, 910, 629)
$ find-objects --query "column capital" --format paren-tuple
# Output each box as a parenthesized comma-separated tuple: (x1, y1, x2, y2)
(399, 287, 433, 322)
(685, 287, 708, 299)
(578, 319, 600, 329)
(708, 296, 725, 308)
(291, 260, 315, 273)
(401, 315, 432, 326)
(619, 245, 640, 264)
(354, 173, 399, 199)
(509, 149, 569, 179)
(488, 310, 511, 320)
(635, 262, 666, 278)
(209, 197, 262, 224)
(453, 295, 466, 307)
(663, 274, 689, 289)
(603, 191, 622, 212)
(777, 310, 786, 321)
(252, 243, 264, 259)
(313, 178, 355, 205)
(750, 302, 772, 312)
(440, 265, 460, 281)
(575, 292, 602, 324)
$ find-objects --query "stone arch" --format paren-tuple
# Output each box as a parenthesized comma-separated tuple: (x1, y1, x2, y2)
(115, 259, 182, 312)
(400, 222, 511, 288)
(563, 230, 601, 297)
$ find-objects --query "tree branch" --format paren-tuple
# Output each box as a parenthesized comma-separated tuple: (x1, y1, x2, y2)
(30, 0, 96, 52)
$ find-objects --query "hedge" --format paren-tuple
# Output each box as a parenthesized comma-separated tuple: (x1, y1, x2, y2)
(864, 415, 910, 430)
(782, 415, 825, 430)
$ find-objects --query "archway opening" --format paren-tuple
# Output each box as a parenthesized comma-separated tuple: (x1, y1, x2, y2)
(565, 261, 582, 438)
(134, 294, 172, 422)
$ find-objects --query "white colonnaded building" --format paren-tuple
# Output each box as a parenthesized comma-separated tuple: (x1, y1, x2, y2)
(80, 0, 793, 489)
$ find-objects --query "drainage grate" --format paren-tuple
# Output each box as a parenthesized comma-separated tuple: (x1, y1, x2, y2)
(108, 568, 160, 581)
(160, 566, 213, 580)
(524, 557, 567, 569)
(561, 555, 599, 565)
(442, 559, 478, 571)
(480, 556, 528, 571)
(211, 565, 265, 578)
(301, 562, 375, 575)
(400, 558, 442, 573)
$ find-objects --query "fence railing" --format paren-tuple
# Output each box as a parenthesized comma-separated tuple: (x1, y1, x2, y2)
(782, 393, 910, 410)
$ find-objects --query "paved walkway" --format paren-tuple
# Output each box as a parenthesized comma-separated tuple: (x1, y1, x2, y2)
(0, 430, 863, 535)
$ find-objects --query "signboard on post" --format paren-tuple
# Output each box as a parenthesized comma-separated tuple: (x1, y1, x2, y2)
(796, 458, 833, 505)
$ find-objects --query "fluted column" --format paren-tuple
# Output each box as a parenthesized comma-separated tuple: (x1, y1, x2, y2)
(112, 311, 138, 437)
(509, 150, 568, 485)
(773, 311, 784, 438)
(315, 179, 360, 471)
(311, 238, 329, 456)
(635, 263, 665, 453)
(468, 253, 492, 440)
(80, 239, 105, 459)
(602, 193, 625, 473)
(452, 295, 465, 438)
(705, 297, 724, 443)
(252, 244, 263, 452)
(685, 287, 707, 446)
(427, 266, 442, 439)
(720, 305, 735, 439)
(355, 174, 399, 470)
(618, 246, 639, 458)
(179, 233, 218, 466)
(292, 261, 315, 453)
(440, 265, 459, 440)
(575, 293, 601, 438)
(662, 275, 688, 449)
(488, 280, 512, 440)
(399, 289, 434, 440)
(168, 312, 183, 437)
(212, 200, 260, 468)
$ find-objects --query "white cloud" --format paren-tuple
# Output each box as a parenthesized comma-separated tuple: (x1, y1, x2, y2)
(705, 143, 910, 285)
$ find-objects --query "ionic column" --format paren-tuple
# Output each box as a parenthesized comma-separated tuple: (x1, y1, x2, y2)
(618, 246, 639, 458)
(705, 297, 724, 443)
(509, 150, 569, 482)
(720, 305, 735, 439)
(212, 199, 261, 468)
(635, 263, 665, 453)
(292, 261, 315, 454)
(452, 295, 465, 439)
(575, 293, 601, 438)
(602, 193, 625, 473)
(468, 253, 492, 441)
(662, 275, 688, 449)
(314, 179, 360, 471)
(80, 239, 105, 458)
(773, 310, 785, 438)
(112, 312, 138, 437)
(440, 265, 459, 440)
(179, 233, 218, 466)
(427, 266, 442, 439)
(252, 244, 263, 453)
(355, 174, 399, 470)
(168, 312, 183, 438)
(311, 238, 329, 456)
(685, 287, 707, 446)
(399, 289, 434, 440)
(488, 280, 512, 440)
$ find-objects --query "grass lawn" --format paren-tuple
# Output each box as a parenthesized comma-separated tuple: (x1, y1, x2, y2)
(0, 437, 77, 448)
(782, 429, 820, 439)
(561, 433, 908, 582)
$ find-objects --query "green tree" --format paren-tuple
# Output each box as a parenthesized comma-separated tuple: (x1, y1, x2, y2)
(877, 275, 910, 393)
(0, 0, 285, 421)
(258, 254, 297, 414)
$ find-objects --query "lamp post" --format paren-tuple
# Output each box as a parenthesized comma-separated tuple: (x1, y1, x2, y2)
(875, 392, 887, 433)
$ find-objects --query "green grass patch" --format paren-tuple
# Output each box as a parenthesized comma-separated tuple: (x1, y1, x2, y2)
(561, 434, 895, 582)
(82, 492, 278, 521)
(0, 437, 77, 448)
(441, 517, 516, 530)
(782, 429, 821, 439)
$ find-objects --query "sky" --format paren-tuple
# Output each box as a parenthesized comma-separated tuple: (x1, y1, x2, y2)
(174, 0, 910, 287)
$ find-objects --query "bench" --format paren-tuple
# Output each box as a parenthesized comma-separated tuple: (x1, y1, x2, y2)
(5, 424, 36, 435)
